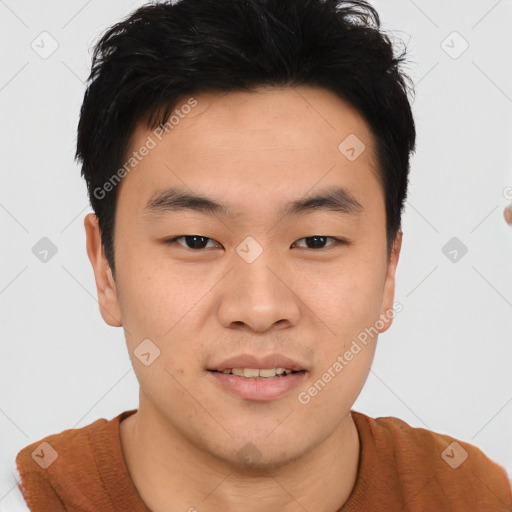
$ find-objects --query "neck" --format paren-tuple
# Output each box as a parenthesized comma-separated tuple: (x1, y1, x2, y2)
(120, 400, 360, 512)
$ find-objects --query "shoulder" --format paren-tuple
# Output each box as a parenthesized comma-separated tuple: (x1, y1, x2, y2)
(362, 412, 506, 470)
(14, 410, 136, 512)
(15, 415, 109, 476)
(350, 410, 512, 510)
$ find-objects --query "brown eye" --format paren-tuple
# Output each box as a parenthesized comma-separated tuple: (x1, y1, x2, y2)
(165, 235, 221, 250)
(292, 236, 346, 250)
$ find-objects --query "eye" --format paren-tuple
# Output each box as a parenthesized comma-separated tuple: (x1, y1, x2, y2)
(166, 235, 222, 250)
(291, 236, 346, 250)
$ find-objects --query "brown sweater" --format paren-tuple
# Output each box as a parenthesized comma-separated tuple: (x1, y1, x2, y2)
(15, 409, 512, 512)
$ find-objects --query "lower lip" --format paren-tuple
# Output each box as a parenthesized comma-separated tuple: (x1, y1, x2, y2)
(208, 371, 307, 402)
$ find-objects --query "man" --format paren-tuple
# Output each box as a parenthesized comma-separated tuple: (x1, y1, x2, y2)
(14, 0, 512, 510)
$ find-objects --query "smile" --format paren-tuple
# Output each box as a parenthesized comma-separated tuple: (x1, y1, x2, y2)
(213, 367, 301, 378)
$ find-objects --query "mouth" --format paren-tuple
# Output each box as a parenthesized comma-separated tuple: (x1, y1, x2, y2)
(207, 355, 308, 401)
(209, 368, 304, 378)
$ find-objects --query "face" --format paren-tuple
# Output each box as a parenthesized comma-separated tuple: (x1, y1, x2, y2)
(85, 85, 402, 469)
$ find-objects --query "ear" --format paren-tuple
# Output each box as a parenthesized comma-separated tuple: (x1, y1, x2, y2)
(84, 213, 122, 327)
(377, 229, 403, 334)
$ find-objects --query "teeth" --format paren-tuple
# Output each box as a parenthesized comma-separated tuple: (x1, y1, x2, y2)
(221, 367, 296, 378)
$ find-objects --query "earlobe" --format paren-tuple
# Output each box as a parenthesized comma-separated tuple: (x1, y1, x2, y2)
(84, 213, 122, 327)
(378, 230, 403, 334)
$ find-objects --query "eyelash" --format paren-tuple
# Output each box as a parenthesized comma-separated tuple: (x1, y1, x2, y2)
(163, 235, 348, 251)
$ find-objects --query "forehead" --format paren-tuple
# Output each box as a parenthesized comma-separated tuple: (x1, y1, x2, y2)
(117, 86, 382, 218)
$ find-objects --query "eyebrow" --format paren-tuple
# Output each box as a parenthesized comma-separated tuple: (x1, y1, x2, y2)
(143, 185, 364, 220)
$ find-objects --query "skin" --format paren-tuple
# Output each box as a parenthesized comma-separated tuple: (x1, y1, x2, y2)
(85, 85, 402, 512)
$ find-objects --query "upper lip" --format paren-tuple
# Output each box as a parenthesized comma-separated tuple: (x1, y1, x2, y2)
(209, 353, 307, 372)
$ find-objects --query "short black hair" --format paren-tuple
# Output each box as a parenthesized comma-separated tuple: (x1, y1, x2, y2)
(76, 0, 416, 276)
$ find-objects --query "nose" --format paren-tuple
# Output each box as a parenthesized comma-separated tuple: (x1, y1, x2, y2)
(217, 248, 301, 334)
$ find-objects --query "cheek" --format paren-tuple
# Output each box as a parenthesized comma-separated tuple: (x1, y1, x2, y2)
(301, 259, 384, 410)
(116, 259, 211, 374)
(117, 253, 197, 329)
(301, 258, 385, 346)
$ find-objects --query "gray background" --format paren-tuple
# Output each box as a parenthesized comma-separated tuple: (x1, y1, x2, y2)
(1, 0, 512, 507)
